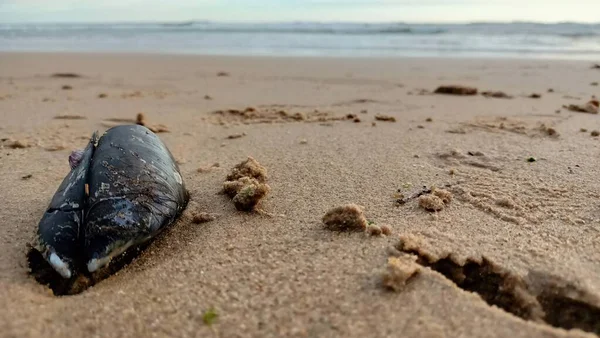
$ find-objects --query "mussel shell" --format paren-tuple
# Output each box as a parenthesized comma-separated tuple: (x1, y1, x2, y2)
(30, 125, 189, 295)
(34, 133, 96, 279)
(84, 125, 189, 273)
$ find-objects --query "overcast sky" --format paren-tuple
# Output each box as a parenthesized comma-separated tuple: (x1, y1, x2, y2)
(1, 0, 600, 23)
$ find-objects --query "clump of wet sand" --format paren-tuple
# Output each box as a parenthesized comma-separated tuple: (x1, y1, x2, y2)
(322, 204, 367, 231)
(54, 114, 86, 120)
(366, 224, 383, 236)
(366, 224, 393, 237)
(545, 127, 558, 137)
(211, 107, 350, 125)
(565, 98, 599, 114)
(381, 225, 392, 236)
(223, 157, 270, 211)
(51, 73, 82, 78)
(433, 189, 452, 203)
(434, 85, 478, 96)
(135, 113, 170, 133)
(227, 132, 246, 139)
(346, 114, 361, 123)
(381, 256, 421, 292)
(192, 212, 217, 224)
(374, 114, 396, 122)
(418, 189, 452, 212)
(482, 91, 512, 99)
(567, 103, 598, 114)
(419, 195, 445, 211)
(538, 124, 559, 137)
(101, 113, 169, 132)
(321, 205, 392, 236)
(226, 156, 267, 182)
(7, 140, 31, 149)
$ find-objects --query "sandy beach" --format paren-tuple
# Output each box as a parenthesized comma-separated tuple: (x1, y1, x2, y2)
(0, 52, 599, 338)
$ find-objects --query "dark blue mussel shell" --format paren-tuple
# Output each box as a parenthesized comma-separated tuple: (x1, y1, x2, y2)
(29, 124, 189, 295)
(34, 133, 97, 279)
(85, 125, 189, 273)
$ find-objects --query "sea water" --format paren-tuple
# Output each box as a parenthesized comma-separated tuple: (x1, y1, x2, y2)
(1, 21, 599, 60)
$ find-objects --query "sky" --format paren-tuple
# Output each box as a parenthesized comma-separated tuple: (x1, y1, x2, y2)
(1, 0, 600, 23)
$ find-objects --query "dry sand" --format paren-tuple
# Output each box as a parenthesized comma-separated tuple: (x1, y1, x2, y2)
(1, 52, 600, 338)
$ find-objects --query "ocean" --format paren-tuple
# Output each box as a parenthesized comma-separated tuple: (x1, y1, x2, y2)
(1, 21, 600, 60)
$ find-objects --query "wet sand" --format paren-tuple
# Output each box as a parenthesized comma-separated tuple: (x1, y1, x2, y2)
(0, 52, 599, 338)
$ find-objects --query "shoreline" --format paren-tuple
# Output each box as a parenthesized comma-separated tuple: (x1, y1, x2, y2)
(2, 49, 600, 62)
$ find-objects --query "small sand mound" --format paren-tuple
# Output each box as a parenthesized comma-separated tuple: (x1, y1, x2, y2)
(223, 157, 270, 211)
(496, 197, 516, 209)
(136, 112, 146, 125)
(54, 114, 86, 120)
(135, 113, 170, 133)
(223, 176, 253, 197)
(566, 99, 599, 114)
(227, 133, 246, 139)
(433, 189, 452, 204)
(366, 224, 383, 236)
(322, 204, 368, 231)
(7, 140, 30, 149)
(232, 181, 271, 212)
(226, 156, 267, 183)
(434, 85, 478, 96)
(211, 107, 346, 125)
(419, 189, 452, 212)
(446, 127, 467, 134)
(374, 114, 396, 122)
(365, 224, 392, 237)
(482, 91, 512, 99)
(51, 73, 82, 78)
(192, 212, 217, 224)
(381, 256, 421, 292)
(101, 114, 169, 132)
(419, 195, 445, 211)
(539, 124, 558, 137)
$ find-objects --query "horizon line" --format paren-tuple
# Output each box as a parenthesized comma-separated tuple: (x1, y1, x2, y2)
(2, 19, 600, 25)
